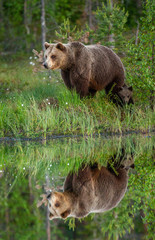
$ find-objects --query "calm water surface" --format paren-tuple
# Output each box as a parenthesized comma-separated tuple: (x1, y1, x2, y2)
(0, 134, 154, 240)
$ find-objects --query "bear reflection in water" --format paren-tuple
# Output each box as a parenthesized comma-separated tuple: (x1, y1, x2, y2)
(39, 151, 134, 220)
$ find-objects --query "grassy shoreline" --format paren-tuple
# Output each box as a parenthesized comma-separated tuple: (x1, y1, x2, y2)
(0, 56, 154, 139)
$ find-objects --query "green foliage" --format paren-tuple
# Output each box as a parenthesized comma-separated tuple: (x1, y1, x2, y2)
(55, 18, 93, 43)
(55, 19, 84, 42)
(95, 0, 128, 50)
(54, 0, 85, 25)
(0, 0, 147, 52)
(0, 0, 86, 51)
(0, 0, 41, 51)
(125, 0, 155, 103)
(128, 150, 155, 240)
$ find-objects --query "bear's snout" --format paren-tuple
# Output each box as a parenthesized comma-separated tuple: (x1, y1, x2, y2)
(43, 62, 48, 69)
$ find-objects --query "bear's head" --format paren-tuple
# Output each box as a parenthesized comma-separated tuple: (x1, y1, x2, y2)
(43, 42, 69, 70)
(118, 86, 133, 104)
(47, 191, 72, 220)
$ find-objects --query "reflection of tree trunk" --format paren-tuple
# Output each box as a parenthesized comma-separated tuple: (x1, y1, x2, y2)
(135, 20, 139, 45)
(150, 44, 154, 110)
(136, 0, 142, 14)
(4, 182, 10, 240)
(46, 214, 51, 240)
(5, 208, 10, 240)
(41, 0, 46, 52)
(113, 212, 119, 240)
(46, 174, 51, 240)
(28, 174, 33, 204)
(140, 209, 148, 233)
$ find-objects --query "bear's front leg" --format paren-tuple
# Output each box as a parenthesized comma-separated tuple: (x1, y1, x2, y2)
(70, 71, 90, 98)
(61, 70, 72, 90)
(76, 81, 90, 98)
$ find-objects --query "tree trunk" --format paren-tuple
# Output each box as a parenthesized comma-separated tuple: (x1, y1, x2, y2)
(0, 0, 4, 45)
(0, 0, 3, 22)
(24, 0, 30, 35)
(108, 0, 115, 49)
(41, 0, 46, 52)
(88, 0, 93, 28)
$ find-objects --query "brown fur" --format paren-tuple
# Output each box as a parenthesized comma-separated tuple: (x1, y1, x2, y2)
(47, 159, 134, 220)
(44, 41, 126, 98)
(117, 85, 134, 105)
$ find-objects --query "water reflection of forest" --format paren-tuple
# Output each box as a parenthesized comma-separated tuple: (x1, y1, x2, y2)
(0, 135, 154, 240)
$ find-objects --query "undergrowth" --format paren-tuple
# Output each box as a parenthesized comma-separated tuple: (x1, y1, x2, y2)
(0, 56, 154, 138)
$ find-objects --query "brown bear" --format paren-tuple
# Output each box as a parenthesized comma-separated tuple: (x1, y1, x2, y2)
(43, 41, 126, 99)
(44, 156, 134, 220)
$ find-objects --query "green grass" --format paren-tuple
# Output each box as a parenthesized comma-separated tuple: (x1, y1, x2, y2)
(0, 56, 154, 138)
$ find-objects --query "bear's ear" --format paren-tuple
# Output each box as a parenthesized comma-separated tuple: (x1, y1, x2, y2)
(56, 42, 66, 52)
(45, 42, 50, 49)
(60, 209, 71, 219)
(128, 86, 133, 91)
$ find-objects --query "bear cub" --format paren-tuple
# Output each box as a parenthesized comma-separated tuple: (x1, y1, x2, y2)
(117, 85, 134, 105)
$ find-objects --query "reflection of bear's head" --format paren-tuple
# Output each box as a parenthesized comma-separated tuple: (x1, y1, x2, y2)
(43, 42, 72, 70)
(44, 156, 134, 220)
(47, 191, 74, 220)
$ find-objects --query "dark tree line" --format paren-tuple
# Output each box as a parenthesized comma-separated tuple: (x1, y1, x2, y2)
(0, 0, 144, 53)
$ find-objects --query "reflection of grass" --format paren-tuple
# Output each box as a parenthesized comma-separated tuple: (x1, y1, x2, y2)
(0, 136, 120, 181)
(0, 57, 154, 138)
(0, 135, 154, 239)
(1, 134, 154, 183)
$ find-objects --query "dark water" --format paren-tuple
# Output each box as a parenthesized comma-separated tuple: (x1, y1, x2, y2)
(0, 134, 154, 240)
